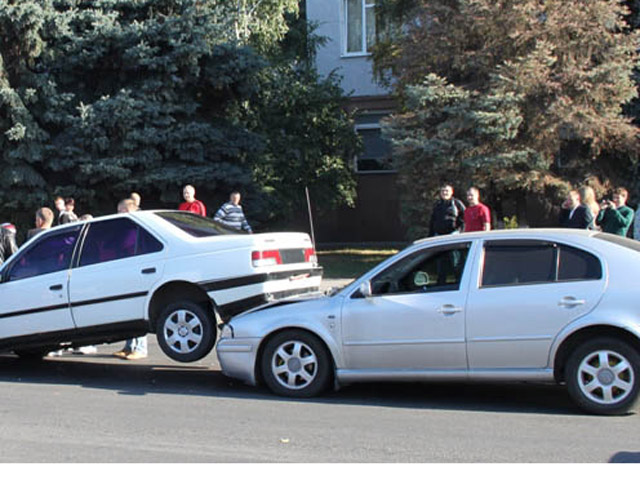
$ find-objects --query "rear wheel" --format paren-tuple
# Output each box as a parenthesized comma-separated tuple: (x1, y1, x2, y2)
(155, 300, 216, 362)
(260, 330, 331, 397)
(565, 337, 640, 415)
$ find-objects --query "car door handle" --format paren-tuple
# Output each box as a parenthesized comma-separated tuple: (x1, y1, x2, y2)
(437, 304, 463, 315)
(141, 267, 156, 274)
(558, 296, 586, 308)
(49, 284, 63, 291)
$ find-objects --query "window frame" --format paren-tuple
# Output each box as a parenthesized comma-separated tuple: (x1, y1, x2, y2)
(357, 242, 472, 298)
(75, 217, 164, 268)
(479, 240, 603, 289)
(343, 0, 377, 57)
(1, 224, 85, 283)
(353, 122, 396, 174)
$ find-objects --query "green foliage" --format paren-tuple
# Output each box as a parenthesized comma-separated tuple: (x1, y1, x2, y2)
(0, 0, 357, 232)
(376, 0, 640, 237)
(502, 215, 519, 230)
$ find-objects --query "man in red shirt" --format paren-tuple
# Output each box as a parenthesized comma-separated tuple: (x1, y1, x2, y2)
(464, 187, 491, 232)
(178, 184, 207, 216)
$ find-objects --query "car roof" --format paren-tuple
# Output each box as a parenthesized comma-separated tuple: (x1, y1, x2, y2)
(413, 228, 597, 245)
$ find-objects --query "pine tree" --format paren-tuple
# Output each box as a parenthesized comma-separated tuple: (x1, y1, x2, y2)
(0, 0, 357, 233)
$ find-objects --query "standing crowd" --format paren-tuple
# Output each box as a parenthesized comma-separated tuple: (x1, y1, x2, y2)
(428, 184, 638, 239)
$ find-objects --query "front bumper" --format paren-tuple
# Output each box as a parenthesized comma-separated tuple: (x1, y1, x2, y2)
(216, 337, 262, 386)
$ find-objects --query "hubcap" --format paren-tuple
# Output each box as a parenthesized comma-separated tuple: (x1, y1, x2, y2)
(162, 309, 203, 354)
(271, 340, 318, 390)
(577, 350, 635, 405)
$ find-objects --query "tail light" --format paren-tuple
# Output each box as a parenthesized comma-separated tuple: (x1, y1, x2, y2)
(252, 250, 282, 267)
(304, 247, 317, 264)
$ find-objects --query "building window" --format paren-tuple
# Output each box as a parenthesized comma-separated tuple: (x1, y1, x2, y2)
(355, 123, 394, 173)
(345, 0, 377, 55)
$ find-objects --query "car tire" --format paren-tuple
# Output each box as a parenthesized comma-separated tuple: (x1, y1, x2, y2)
(565, 337, 640, 415)
(155, 300, 216, 362)
(260, 329, 331, 398)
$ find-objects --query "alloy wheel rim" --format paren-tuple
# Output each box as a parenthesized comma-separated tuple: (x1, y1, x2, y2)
(271, 340, 318, 390)
(163, 309, 203, 354)
(577, 349, 635, 405)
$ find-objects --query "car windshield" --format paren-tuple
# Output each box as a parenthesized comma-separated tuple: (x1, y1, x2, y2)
(155, 211, 242, 237)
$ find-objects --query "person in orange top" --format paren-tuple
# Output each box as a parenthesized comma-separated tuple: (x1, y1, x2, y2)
(178, 184, 206, 216)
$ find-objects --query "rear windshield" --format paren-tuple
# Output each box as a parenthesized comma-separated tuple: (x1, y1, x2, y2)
(594, 233, 640, 253)
(155, 211, 243, 237)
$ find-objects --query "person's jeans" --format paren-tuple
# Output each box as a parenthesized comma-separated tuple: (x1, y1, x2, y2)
(125, 336, 147, 355)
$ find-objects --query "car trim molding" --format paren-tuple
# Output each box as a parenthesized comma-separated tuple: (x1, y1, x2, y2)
(343, 338, 464, 346)
(0, 291, 149, 320)
(198, 268, 323, 292)
(468, 335, 553, 343)
(70, 291, 148, 309)
(0, 302, 69, 320)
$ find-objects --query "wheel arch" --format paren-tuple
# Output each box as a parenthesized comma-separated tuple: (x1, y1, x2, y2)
(253, 326, 338, 387)
(148, 280, 215, 331)
(553, 325, 640, 383)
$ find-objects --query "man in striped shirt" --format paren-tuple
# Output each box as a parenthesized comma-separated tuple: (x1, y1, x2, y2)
(213, 191, 252, 233)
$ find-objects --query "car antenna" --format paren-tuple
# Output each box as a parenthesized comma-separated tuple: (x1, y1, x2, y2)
(305, 186, 316, 247)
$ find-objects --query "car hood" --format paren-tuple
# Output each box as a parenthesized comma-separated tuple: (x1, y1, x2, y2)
(225, 293, 340, 338)
(230, 291, 328, 320)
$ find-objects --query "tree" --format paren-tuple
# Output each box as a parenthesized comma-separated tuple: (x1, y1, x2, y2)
(375, 0, 640, 238)
(0, 0, 357, 234)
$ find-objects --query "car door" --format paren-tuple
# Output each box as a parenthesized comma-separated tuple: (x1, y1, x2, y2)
(68, 217, 165, 329)
(465, 240, 606, 369)
(0, 226, 83, 342)
(340, 241, 474, 371)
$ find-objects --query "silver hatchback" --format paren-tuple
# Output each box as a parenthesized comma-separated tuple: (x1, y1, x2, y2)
(217, 229, 640, 415)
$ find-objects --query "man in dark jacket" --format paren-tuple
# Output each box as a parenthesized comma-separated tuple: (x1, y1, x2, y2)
(559, 190, 593, 229)
(429, 184, 465, 236)
(0, 223, 18, 265)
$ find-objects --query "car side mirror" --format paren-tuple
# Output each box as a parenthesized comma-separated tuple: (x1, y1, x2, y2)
(358, 281, 372, 298)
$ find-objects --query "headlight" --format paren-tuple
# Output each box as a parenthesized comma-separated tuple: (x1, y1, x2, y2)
(219, 323, 234, 339)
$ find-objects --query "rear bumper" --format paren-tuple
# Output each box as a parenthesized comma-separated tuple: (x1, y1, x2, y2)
(204, 267, 323, 319)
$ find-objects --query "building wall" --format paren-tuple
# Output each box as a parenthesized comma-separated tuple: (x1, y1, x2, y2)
(307, 0, 405, 243)
(306, 0, 391, 98)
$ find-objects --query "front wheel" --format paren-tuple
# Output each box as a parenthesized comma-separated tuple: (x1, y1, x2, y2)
(155, 300, 216, 362)
(260, 330, 331, 398)
(565, 337, 640, 415)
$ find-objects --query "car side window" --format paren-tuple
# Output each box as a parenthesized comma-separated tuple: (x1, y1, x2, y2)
(482, 241, 602, 287)
(558, 245, 602, 281)
(370, 243, 470, 296)
(6, 226, 82, 282)
(482, 243, 555, 287)
(79, 218, 163, 267)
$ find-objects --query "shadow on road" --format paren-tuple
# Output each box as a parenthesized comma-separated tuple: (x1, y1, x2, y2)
(0, 352, 599, 417)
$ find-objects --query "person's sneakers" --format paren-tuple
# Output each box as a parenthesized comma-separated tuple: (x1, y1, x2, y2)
(113, 350, 130, 358)
(73, 346, 98, 355)
(125, 351, 147, 360)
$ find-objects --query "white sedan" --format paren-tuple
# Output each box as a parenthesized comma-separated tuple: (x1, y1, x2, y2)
(217, 229, 640, 415)
(0, 211, 321, 362)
